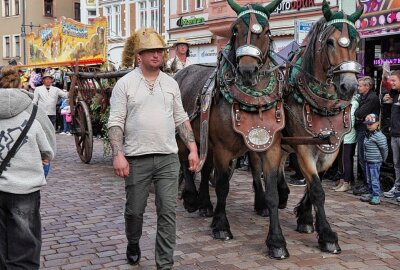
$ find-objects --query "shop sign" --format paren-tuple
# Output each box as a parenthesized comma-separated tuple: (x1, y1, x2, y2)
(373, 58, 400, 66)
(189, 45, 218, 64)
(273, 0, 316, 14)
(26, 17, 107, 66)
(177, 16, 205, 27)
(86, 0, 95, 6)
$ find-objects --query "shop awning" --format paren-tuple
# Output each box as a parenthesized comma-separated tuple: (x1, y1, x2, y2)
(168, 35, 213, 46)
(271, 29, 294, 37)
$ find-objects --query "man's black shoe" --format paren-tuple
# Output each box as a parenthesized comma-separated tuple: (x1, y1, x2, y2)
(126, 243, 141, 265)
(352, 184, 369, 196)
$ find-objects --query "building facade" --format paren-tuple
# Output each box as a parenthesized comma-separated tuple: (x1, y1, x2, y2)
(0, 0, 79, 66)
(89, 0, 166, 68)
(167, 0, 340, 65)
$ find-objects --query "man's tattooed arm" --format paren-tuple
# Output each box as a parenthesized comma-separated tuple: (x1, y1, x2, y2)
(108, 126, 124, 156)
(177, 121, 195, 148)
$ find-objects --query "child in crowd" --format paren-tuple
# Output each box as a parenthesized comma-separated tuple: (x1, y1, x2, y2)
(60, 98, 72, 135)
(360, 113, 388, 205)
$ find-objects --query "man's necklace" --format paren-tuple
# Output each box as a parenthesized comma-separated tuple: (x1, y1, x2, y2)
(144, 78, 156, 95)
(140, 69, 157, 95)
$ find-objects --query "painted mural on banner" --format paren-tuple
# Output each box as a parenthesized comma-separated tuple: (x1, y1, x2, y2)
(356, 0, 400, 37)
(26, 17, 107, 66)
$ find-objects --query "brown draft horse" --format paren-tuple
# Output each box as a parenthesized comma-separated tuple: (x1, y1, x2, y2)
(175, 0, 291, 258)
(251, 0, 363, 257)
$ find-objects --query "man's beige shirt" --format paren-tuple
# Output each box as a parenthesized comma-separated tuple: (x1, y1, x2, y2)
(107, 68, 189, 156)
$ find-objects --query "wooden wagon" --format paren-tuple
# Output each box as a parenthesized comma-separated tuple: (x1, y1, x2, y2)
(67, 65, 132, 163)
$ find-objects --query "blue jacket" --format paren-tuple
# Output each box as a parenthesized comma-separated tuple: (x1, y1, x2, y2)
(363, 130, 388, 163)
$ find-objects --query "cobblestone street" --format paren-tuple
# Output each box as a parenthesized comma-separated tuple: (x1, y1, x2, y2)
(40, 135, 400, 270)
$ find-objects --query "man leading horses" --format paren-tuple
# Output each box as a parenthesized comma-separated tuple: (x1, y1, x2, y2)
(107, 28, 199, 269)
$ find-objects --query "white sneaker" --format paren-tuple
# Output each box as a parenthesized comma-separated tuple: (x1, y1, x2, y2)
(383, 186, 400, 198)
(66, 132, 72, 136)
(59, 132, 66, 135)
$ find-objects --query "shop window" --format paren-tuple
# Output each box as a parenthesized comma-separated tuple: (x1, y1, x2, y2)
(44, 0, 53, 17)
(182, 0, 188, 13)
(3, 36, 10, 58)
(195, 0, 203, 10)
(74, 2, 80, 21)
(14, 35, 20, 57)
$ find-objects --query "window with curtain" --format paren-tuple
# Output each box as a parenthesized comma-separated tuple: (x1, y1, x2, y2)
(44, 0, 53, 17)
(5, 36, 10, 58)
(182, 0, 188, 12)
(195, 0, 203, 10)
(74, 2, 80, 21)
(14, 35, 20, 57)
(138, 0, 160, 32)
(4, 0, 10, 16)
(14, 0, 19, 15)
(149, 0, 159, 31)
(139, 1, 147, 28)
(114, 5, 121, 36)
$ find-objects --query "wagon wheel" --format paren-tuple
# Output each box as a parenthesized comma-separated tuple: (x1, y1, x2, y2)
(73, 100, 93, 163)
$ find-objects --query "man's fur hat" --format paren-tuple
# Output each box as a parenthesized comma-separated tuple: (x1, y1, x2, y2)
(121, 28, 169, 69)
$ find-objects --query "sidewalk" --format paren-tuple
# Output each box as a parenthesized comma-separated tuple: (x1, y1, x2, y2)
(39, 135, 400, 269)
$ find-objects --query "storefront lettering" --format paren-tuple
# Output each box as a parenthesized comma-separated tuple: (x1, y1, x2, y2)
(177, 17, 205, 27)
(274, 0, 316, 13)
(373, 58, 400, 65)
(201, 50, 217, 57)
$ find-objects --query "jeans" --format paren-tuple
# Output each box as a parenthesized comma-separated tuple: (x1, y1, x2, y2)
(125, 154, 179, 270)
(62, 115, 71, 133)
(343, 143, 356, 184)
(391, 137, 400, 188)
(365, 162, 382, 197)
(0, 191, 41, 270)
(357, 131, 366, 184)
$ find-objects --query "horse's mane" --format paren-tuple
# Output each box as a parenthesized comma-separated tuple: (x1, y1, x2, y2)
(302, 17, 332, 76)
(302, 12, 359, 76)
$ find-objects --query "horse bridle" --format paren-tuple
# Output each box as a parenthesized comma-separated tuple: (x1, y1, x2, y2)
(235, 7, 271, 66)
(318, 15, 361, 84)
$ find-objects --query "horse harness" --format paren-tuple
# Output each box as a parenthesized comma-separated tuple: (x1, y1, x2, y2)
(280, 15, 361, 153)
(197, 7, 284, 169)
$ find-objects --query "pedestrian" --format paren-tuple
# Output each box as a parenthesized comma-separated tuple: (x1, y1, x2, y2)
(383, 70, 400, 200)
(60, 98, 72, 135)
(166, 37, 192, 74)
(33, 72, 69, 128)
(359, 113, 388, 205)
(0, 66, 56, 269)
(335, 94, 360, 192)
(353, 76, 380, 196)
(107, 28, 199, 269)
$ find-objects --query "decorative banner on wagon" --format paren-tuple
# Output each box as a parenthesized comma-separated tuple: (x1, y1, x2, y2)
(26, 17, 107, 66)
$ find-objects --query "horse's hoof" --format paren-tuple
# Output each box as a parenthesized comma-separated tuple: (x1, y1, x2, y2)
(297, 224, 314, 234)
(255, 208, 269, 217)
(183, 203, 198, 213)
(212, 229, 233, 240)
(319, 241, 341, 254)
(199, 208, 213, 217)
(278, 202, 287, 209)
(268, 246, 290, 260)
